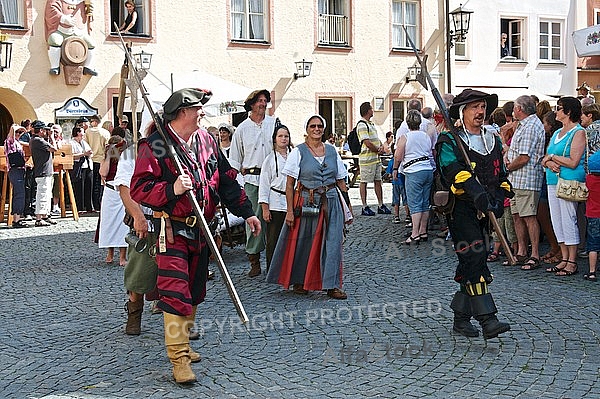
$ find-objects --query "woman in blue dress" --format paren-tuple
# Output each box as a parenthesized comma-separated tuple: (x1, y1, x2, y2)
(266, 114, 352, 299)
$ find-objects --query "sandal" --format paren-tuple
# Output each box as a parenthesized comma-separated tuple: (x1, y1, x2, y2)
(556, 261, 578, 276)
(502, 255, 527, 266)
(419, 233, 428, 242)
(12, 220, 28, 228)
(521, 257, 540, 271)
(35, 219, 51, 227)
(546, 259, 567, 273)
(487, 252, 500, 262)
(584, 272, 597, 282)
(404, 236, 420, 245)
(541, 251, 560, 262)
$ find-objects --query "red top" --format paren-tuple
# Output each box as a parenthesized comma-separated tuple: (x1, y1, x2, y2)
(130, 124, 253, 222)
(586, 174, 600, 218)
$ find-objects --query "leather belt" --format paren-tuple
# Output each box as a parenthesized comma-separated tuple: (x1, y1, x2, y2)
(271, 187, 286, 195)
(242, 167, 261, 175)
(153, 211, 197, 227)
(301, 184, 336, 195)
(403, 156, 430, 169)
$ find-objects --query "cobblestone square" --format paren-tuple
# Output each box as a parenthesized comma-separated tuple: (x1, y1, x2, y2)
(1, 186, 599, 398)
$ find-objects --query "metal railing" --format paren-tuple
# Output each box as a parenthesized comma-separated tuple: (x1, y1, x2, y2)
(318, 14, 348, 45)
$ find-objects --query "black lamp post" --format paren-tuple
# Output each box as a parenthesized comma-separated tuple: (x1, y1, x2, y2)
(445, 2, 473, 93)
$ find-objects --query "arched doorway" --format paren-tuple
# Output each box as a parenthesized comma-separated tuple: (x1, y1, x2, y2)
(0, 88, 37, 143)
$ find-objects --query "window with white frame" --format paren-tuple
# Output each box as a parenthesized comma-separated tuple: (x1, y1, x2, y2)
(231, 0, 268, 42)
(110, 0, 151, 37)
(318, 0, 349, 46)
(0, 0, 24, 28)
(539, 20, 561, 62)
(500, 18, 525, 60)
(392, 0, 419, 50)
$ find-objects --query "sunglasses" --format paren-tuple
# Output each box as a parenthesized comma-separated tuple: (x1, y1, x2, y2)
(555, 106, 563, 111)
(309, 124, 324, 129)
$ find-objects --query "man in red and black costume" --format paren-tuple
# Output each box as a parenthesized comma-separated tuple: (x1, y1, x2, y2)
(436, 89, 513, 340)
(131, 88, 261, 384)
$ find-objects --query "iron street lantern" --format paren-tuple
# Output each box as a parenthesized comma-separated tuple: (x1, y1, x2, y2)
(133, 50, 152, 71)
(406, 65, 421, 83)
(294, 59, 313, 79)
(449, 4, 473, 44)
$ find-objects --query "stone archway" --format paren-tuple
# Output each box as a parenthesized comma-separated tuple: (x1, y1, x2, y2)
(0, 88, 37, 143)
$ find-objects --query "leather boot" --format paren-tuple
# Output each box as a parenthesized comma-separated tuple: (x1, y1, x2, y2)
(185, 306, 201, 363)
(164, 312, 196, 384)
(247, 253, 261, 277)
(450, 291, 479, 337)
(470, 293, 511, 339)
(125, 299, 144, 335)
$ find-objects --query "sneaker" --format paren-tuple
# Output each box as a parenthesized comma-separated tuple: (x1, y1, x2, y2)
(392, 216, 401, 224)
(578, 250, 589, 259)
(43, 217, 57, 225)
(377, 205, 392, 214)
(51, 209, 60, 216)
(361, 206, 376, 216)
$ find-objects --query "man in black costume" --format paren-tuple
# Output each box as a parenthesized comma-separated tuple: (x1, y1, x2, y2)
(436, 89, 513, 339)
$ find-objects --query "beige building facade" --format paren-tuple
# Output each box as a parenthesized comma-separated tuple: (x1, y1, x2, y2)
(0, 0, 450, 145)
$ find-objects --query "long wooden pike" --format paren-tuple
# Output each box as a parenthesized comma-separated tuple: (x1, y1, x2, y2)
(402, 26, 517, 266)
(113, 24, 250, 323)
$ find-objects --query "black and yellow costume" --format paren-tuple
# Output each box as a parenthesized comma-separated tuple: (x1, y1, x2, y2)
(436, 101, 514, 339)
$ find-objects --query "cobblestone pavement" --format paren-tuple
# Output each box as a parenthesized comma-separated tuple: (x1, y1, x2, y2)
(1, 185, 599, 398)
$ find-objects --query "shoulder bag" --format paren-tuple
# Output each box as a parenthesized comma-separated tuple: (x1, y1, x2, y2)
(7, 151, 25, 168)
(556, 128, 588, 202)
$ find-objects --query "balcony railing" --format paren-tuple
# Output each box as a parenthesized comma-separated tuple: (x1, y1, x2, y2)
(318, 14, 348, 45)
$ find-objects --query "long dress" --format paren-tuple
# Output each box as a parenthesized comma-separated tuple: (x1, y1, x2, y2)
(98, 144, 128, 249)
(266, 143, 347, 291)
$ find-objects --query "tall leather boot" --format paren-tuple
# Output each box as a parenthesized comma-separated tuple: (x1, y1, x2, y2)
(185, 306, 201, 363)
(164, 312, 196, 384)
(125, 299, 144, 335)
(247, 253, 261, 277)
(450, 291, 479, 337)
(470, 293, 511, 339)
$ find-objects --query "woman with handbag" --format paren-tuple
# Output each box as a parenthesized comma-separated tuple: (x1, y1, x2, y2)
(70, 126, 94, 213)
(392, 110, 434, 244)
(266, 114, 352, 299)
(4, 124, 28, 227)
(542, 97, 586, 276)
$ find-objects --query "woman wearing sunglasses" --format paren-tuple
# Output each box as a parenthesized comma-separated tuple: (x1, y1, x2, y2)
(267, 115, 352, 299)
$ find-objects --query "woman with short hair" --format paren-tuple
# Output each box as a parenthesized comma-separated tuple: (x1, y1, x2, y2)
(393, 109, 435, 244)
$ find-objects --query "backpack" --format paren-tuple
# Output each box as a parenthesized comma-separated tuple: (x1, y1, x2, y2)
(348, 120, 368, 155)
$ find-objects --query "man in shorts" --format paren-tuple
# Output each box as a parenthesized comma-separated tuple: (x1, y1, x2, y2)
(357, 101, 390, 216)
(505, 95, 546, 270)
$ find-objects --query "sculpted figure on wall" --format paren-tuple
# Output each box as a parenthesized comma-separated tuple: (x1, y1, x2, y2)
(44, 0, 97, 76)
